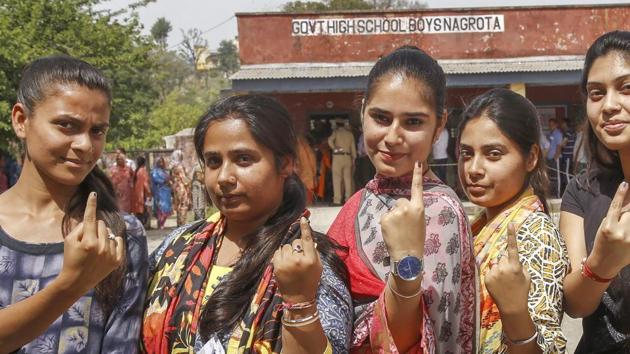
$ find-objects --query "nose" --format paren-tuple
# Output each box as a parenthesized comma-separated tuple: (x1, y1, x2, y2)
(217, 163, 236, 187)
(602, 91, 622, 115)
(383, 121, 403, 146)
(70, 132, 93, 154)
(467, 154, 485, 181)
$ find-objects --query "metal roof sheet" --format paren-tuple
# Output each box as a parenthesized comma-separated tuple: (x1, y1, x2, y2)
(231, 55, 584, 80)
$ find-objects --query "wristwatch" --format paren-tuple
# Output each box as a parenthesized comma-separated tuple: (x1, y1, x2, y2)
(391, 255, 424, 281)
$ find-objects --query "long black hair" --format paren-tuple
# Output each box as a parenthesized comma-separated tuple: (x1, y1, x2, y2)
(457, 88, 550, 213)
(16, 55, 125, 315)
(194, 94, 348, 339)
(362, 45, 446, 120)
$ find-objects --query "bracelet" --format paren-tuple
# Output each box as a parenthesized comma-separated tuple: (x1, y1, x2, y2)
(279, 299, 316, 311)
(581, 257, 615, 283)
(502, 329, 538, 346)
(281, 310, 320, 327)
(387, 277, 422, 299)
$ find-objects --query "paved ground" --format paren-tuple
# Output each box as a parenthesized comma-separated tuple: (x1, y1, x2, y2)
(146, 203, 581, 353)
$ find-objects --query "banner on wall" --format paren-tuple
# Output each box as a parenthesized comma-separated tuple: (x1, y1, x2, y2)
(291, 15, 505, 36)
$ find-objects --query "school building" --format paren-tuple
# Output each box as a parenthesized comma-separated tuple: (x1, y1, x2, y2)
(230, 4, 630, 137)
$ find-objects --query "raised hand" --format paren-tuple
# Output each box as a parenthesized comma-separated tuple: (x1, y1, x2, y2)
(484, 223, 531, 315)
(380, 161, 426, 260)
(56, 192, 125, 296)
(588, 181, 630, 279)
(272, 217, 323, 304)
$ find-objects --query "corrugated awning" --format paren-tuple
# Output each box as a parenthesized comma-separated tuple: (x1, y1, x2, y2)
(231, 55, 584, 81)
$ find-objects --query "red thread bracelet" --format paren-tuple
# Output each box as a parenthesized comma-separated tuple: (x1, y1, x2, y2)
(581, 257, 615, 283)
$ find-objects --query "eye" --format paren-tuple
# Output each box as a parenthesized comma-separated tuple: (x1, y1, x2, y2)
(621, 83, 630, 93)
(371, 112, 390, 125)
(205, 156, 221, 168)
(588, 88, 605, 101)
(57, 121, 75, 130)
(406, 117, 422, 126)
(91, 127, 107, 137)
(236, 154, 253, 165)
(486, 149, 503, 160)
(458, 149, 472, 160)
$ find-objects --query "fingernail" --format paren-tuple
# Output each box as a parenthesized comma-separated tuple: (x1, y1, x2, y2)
(90, 192, 96, 198)
(300, 216, 308, 224)
(622, 181, 628, 191)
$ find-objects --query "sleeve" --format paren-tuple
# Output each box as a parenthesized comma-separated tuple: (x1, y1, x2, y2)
(560, 175, 585, 217)
(100, 214, 149, 354)
(317, 260, 353, 354)
(518, 213, 569, 353)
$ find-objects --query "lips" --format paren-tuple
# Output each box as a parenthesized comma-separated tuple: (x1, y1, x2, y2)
(602, 120, 628, 134)
(61, 157, 90, 168)
(465, 184, 488, 195)
(218, 194, 243, 204)
(378, 150, 405, 163)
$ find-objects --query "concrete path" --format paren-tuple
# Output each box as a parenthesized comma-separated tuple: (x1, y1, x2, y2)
(146, 204, 582, 353)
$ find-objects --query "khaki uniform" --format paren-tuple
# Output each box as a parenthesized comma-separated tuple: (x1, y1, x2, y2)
(328, 126, 356, 204)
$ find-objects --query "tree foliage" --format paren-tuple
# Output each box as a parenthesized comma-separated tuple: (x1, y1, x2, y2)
(283, 0, 425, 11)
(179, 28, 208, 68)
(151, 17, 172, 48)
(217, 40, 239, 76)
(0, 0, 156, 149)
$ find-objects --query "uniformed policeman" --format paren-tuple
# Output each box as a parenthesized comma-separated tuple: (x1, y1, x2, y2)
(327, 118, 356, 205)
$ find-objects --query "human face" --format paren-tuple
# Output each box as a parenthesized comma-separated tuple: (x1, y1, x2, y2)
(362, 74, 444, 177)
(12, 84, 110, 187)
(458, 115, 537, 217)
(202, 118, 290, 224)
(585, 51, 630, 153)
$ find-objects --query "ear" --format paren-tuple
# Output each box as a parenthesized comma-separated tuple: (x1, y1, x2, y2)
(279, 156, 295, 178)
(432, 108, 448, 143)
(526, 144, 540, 173)
(11, 103, 28, 139)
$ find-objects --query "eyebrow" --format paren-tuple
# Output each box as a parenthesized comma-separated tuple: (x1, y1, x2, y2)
(459, 142, 506, 149)
(203, 148, 259, 160)
(368, 107, 431, 117)
(55, 115, 109, 129)
(587, 73, 630, 86)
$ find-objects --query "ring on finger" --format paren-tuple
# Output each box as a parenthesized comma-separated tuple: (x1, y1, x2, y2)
(292, 244, 304, 254)
(107, 232, 117, 241)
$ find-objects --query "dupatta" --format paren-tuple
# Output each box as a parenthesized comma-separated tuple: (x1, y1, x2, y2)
(142, 212, 296, 353)
(472, 188, 543, 352)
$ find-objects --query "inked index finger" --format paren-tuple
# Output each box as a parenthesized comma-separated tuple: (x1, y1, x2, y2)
(299, 217, 316, 257)
(607, 181, 629, 222)
(410, 161, 424, 206)
(506, 223, 520, 265)
(82, 192, 98, 240)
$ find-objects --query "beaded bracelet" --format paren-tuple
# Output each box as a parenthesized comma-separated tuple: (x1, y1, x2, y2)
(581, 257, 615, 283)
(281, 310, 320, 327)
(502, 329, 538, 346)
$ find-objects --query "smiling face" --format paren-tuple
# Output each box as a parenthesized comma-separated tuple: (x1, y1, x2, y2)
(12, 84, 110, 187)
(585, 51, 630, 153)
(458, 115, 537, 214)
(362, 74, 444, 177)
(202, 118, 290, 223)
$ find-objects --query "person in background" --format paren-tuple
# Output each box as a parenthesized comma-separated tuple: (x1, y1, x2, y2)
(432, 126, 449, 183)
(559, 119, 577, 194)
(191, 168, 207, 220)
(546, 118, 563, 198)
(296, 135, 317, 205)
(572, 122, 589, 174)
(150, 157, 173, 230)
(328, 119, 356, 206)
(560, 30, 630, 353)
(110, 151, 134, 213)
(132, 156, 152, 228)
(458, 88, 569, 353)
(171, 164, 190, 227)
(115, 146, 136, 171)
(315, 140, 332, 203)
(354, 129, 376, 189)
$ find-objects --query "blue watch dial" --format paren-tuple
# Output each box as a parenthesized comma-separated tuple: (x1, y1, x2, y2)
(397, 256, 423, 281)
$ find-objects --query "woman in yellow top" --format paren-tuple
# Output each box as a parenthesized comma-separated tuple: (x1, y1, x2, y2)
(457, 88, 569, 353)
(141, 95, 351, 353)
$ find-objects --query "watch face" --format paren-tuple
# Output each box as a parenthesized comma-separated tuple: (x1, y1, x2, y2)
(397, 256, 423, 281)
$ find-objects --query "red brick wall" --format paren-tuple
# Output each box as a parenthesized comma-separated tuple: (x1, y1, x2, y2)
(237, 6, 630, 64)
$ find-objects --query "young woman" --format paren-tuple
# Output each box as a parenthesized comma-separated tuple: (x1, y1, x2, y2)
(110, 151, 134, 213)
(0, 55, 148, 353)
(142, 94, 352, 353)
(560, 30, 630, 353)
(132, 156, 152, 227)
(327, 46, 477, 353)
(191, 168, 207, 220)
(457, 88, 569, 353)
(150, 157, 172, 230)
(171, 164, 190, 227)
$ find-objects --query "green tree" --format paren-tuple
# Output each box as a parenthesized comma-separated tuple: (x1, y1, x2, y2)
(0, 0, 157, 149)
(216, 40, 239, 76)
(151, 17, 172, 48)
(179, 28, 208, 68)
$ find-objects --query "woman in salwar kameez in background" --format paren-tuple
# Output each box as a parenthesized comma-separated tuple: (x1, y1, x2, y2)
(150, 157, 172, 229)
(327, 46, 477, 354)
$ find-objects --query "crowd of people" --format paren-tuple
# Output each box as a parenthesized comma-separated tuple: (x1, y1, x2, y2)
(0, 30, 629, 354)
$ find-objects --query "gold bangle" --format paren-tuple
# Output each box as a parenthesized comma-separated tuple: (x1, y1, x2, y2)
(387, 277, 422, 299)
(281, 310, 320, 327)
